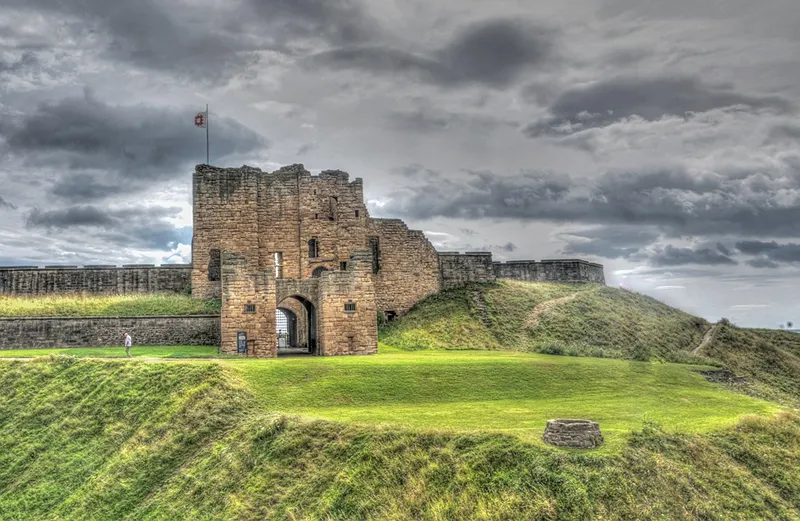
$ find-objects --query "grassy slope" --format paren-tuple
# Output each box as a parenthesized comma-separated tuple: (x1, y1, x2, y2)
(1, 357, 799, 520)
(380, 281, 709, 361)
(380, 281, 800, 406)
(228, 346, 777, 450)
(0, 293, 220, 317)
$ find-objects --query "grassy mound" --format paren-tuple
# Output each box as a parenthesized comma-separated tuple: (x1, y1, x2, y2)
(0, 356, 798, 520)
(0, 293, 221, 317)
(380, 281, 709, 361)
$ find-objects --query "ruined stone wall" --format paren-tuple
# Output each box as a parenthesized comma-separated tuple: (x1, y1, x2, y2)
(0, 265, 191, 296)
(318, 251, 378, 356)
(370, 219, 442, 315)
(493, 260, 606, 284)
(192, 165, 261, 300)
(438, 252, 496, 290)
(258, 166, 370, 280)
(0, 315, 219, 349)
(193, 164, 441, 316)
(220, 253, 276, 357)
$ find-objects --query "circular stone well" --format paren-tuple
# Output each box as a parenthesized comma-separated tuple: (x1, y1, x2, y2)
(542, 419, 603, 448)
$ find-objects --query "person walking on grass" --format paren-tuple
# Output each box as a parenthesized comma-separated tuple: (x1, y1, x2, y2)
(124, 332, 132, 358)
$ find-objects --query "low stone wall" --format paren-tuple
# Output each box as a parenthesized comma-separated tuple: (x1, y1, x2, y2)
(438, 252, 496, 290)
(0, 315, 220, 349)
(542, 419, 603, 448)
(493, 259, 605, 284)
(0, 265, 192, 296)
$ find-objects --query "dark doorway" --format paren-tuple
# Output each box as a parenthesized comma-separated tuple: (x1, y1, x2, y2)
(311, 266, 328, 278)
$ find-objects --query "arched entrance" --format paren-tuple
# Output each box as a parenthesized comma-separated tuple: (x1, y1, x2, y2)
(276, 295, 318, 356)
(311, 266, 328, 278)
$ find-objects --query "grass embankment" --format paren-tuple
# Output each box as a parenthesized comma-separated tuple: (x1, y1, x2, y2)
(0, 346, 221, 359)
(380, 281, 709, 361)
(0, 293, 221, 317)
(1, 357, 798, 520)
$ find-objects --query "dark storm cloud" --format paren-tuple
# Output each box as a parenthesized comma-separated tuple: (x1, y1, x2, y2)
(0, 89, 267, 202)
(746, 258, 781, 269)
(560, 226, 661, 260)
(388, 110, 452, 133)
(767, 124, 800, 143)
(25, 205, 189, 250)
(649, 245, 737, 267)
(524, 76, 794, 137)
(381, 163, 800, 238)
(717, 243, 733, 256)
(2, 0, 379, 83)
(311, 18, 554, 88)
(0, 51, 38, 75)
(736, 240, 800, 265)
(0, 196, 17, 210)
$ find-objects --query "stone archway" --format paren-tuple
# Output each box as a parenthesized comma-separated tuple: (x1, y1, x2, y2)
(311, 266, 328, 278)
(276, 295, 317, 355)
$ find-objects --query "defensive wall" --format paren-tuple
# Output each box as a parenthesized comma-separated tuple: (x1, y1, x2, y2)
(0, 265, 192, 296)
(437, 253, 606, 287)
(0, 315, 219, 349)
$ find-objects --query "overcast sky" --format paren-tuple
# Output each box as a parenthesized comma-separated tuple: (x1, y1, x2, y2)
(1, 1, 799, 327)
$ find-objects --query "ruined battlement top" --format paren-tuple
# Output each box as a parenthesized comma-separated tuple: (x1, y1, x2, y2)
(438, 251, 493, 256)
(195, 164, 363, 186)
(0, 264, 192, 271)
(493, 259, 604, 268)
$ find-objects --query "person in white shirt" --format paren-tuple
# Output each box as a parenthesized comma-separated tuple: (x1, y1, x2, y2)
(124, 332, 132, 358)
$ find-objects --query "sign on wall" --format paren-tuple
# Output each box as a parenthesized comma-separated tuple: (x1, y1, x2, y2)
(237, 332, 248, 355)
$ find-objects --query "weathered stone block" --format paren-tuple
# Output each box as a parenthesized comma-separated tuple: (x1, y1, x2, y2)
(542, 419, 603, 448)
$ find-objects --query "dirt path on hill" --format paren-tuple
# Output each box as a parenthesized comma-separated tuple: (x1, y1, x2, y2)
(692, 324, 719, 356)
(526, 294, 579, 328)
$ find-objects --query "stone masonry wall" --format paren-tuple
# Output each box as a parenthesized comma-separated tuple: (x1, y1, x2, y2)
(0, 315, 219, 349)
(493, 260, 606, 284)
(370, 219, 441, 315)
(438, 252, 496, 290)
(0, 265, 191, 296)
(220, 252, 276, 357)
(192, 164, 442, 316)
(192, 165, 261, 300)
(318, 251, 378, 356)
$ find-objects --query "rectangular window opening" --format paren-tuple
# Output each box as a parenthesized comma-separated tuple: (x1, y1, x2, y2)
(208, 249, 221, 281)
(274, 252, 284, 279)
(244, 302, 256, 314)
(329, 196, 338, 221)
(340, 261, 347, 271)
(344, 301, 357, 313)
(355, 209, 360, 218)
(369, 237, 380, 274)
(308, 238, 319, 259)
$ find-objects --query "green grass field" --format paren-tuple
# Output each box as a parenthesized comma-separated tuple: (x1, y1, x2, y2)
(225, 345, 778, 450)
(1, 345, 778, 449)
(0, 357, 797, 520)
(0, 345, 221, 358)
(0, 293, 220, 317)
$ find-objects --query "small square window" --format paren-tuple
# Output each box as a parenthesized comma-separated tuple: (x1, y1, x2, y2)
(344, 301, 356, 313)
(244, 302, 256, 314)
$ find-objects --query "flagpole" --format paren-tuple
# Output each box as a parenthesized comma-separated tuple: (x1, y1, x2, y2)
(206, 104, 210, 165)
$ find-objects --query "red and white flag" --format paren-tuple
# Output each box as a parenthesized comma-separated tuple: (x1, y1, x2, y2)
(194, 111, 207, 128)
